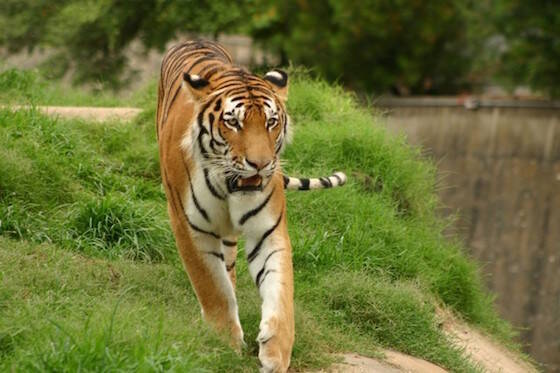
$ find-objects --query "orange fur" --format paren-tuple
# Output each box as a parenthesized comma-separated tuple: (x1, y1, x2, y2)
(157, 40, 294, 371)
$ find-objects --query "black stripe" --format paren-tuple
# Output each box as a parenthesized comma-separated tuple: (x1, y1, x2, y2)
(282, 112, 288, 146)
(214, 82, 245, 91)
(197, 130, 209, 158)
(213, 98, 222, 111)
(210, 134, 226, 147)
(184, 163, 210, 222)
(206, 251, 225, 261)
(197, 115, 212, 159)
(223, 88, 248, 96)
(187, 55, 218, 72)
(247, 211, 283, 263)
(166, 177, 181, 216)
(217, 116, 227, 141)
(283, 175, 289, 189)
(299, 178, 310, 190)
(204, 66, 222, 80)
(244, 94, 270, 100)
(186, 215, 221, 239)
(333, 174, 343, 184)
(257, 269, 277, 289)
(172, 187, 219, 239)
(166, 85, 182, 120)
(263, 249, 284, 266)
(239, 187, 275, 225)
(197, 101, 213, 129)
(209, 139, 220, 153)
(255, 267, 266, 287)
(204, 168, 226, 200)
(255, 248, 284, 287)
(320, 177, 332, 188)
(226, 261, 236, 271)
(222, 240, 237, 247)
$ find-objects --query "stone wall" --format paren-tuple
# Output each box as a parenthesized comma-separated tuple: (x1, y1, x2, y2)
(384, 106, 560, 372)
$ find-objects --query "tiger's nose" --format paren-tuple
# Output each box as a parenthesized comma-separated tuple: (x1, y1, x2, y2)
(246, 158, 272, 171)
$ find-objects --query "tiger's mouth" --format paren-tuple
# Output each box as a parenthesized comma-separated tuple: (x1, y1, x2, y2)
(228, 175, 263, 192)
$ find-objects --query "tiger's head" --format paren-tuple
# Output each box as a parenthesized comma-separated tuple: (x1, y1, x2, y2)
(182, 69, 290, 192)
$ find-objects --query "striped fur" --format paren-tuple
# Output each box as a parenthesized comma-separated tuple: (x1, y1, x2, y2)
(156, 40, 346, 373)
(283, 172, 347, 190)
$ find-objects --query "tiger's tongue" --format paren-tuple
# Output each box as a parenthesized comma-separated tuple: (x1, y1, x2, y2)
(238, 175, 262, 187)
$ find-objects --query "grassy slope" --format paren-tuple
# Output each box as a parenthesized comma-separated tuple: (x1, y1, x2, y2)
(0, 68, 146, 107)
(0, 70, 516, 371)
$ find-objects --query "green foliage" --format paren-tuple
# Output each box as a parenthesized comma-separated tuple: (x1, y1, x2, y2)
(0, 0, 252, 89)
(251, 1, 473, 94)
(487, 0, 560, 96)
(2, 1, 558, 95)
(0, 72, 521, 371)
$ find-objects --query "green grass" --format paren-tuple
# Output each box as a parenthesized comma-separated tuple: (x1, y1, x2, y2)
(0, 70, 520, 371)
(0, 68, 152, 107)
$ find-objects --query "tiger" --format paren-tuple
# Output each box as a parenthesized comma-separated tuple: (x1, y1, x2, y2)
(156, 40, 346, 372)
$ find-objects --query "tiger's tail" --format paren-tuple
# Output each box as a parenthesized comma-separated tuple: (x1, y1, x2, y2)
(283, 172, 347, 191)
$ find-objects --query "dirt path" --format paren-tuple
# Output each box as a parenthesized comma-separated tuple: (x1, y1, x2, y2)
(7, 105, 536, 373)
(5, 105, 142, 122)
(438, 308, 536, 373)
(320, 310, 535, 373)
(321, 350, 448, 373)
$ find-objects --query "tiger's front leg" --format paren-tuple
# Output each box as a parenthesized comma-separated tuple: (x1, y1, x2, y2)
(231, 184, 294, 372)
(166, 206, 245, 350)
(249, 214, 294, 372)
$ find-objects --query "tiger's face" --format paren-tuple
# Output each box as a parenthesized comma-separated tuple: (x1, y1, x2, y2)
(183, 69, 289, 192)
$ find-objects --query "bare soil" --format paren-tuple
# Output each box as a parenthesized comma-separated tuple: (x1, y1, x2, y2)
(4, 105, 142, 122)
(317, 309, 536, 373)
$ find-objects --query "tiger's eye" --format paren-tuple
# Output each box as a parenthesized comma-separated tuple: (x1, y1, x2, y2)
(226, 118, 239, 128)
(267, 118, 278, 128)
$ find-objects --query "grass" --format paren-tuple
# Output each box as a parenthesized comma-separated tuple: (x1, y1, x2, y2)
(0, 68, 151, 107)
(0, 69, 519, 371)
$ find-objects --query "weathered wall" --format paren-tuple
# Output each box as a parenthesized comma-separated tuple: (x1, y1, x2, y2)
(384, 107, 560, 372)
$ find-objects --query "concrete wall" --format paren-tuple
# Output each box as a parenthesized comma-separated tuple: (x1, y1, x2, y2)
(384, 106, 560, 372)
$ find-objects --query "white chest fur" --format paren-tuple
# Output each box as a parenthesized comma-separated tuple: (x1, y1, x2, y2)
(184, 166, 233, 238)
(183, 164, 278, 240)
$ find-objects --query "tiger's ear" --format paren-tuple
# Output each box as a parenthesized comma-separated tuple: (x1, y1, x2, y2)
(182, 73, 211, 101)
(264, 69, 288, 101)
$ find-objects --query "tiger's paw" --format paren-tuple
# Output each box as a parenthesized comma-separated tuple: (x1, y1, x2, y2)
(257, 317, 293, 373)
(229, 322, 246, 353)
(203, 309, 245, 353)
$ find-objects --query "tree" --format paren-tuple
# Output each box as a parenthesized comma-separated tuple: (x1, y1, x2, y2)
(249, 0, 474, 95)
(489, 0, 560, 97)
(0, 0, 252, 89)
(2, 0, 558, 96)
